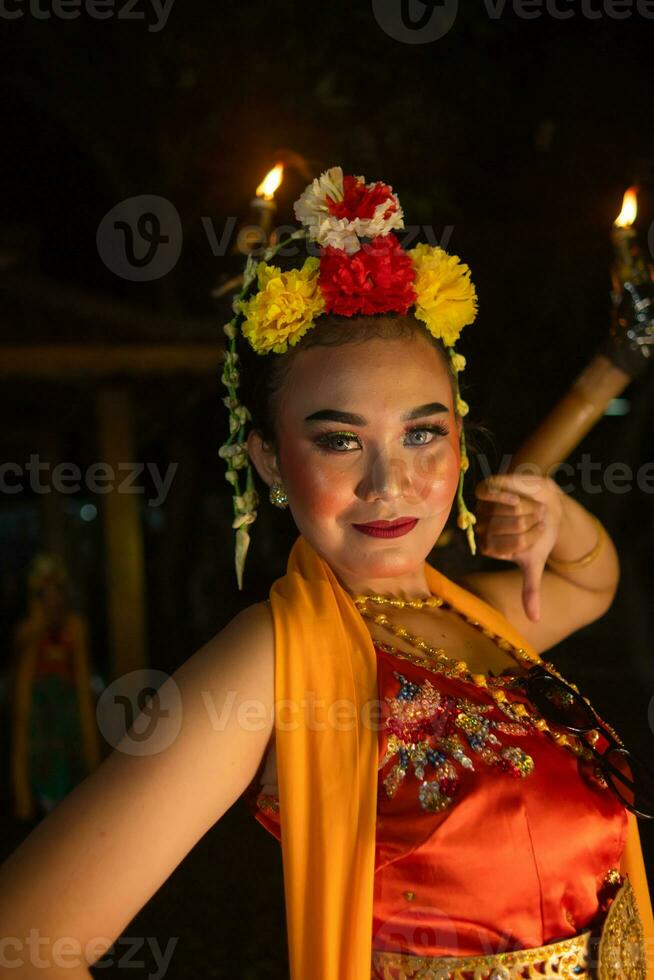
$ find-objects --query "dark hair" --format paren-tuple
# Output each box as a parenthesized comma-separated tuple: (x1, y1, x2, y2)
(238, 311, 463, 447)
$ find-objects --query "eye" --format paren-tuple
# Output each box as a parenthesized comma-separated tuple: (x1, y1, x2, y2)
(315, 431, 362, 453)
(403, 423, 450, 446)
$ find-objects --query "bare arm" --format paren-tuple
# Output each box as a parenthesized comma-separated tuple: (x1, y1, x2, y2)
(0, 602, 274, 978)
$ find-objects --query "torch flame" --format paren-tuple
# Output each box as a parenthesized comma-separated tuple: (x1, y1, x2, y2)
(614, 186, 638, 228)
(255, 164, 284, 201)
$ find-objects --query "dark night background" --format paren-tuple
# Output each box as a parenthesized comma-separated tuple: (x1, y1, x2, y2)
(1, 2, 653, 977)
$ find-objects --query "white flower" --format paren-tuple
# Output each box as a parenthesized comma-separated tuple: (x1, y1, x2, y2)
(219, 442, 248, 469)
(228, 405, 251, 435)
(232, 511, 257, 530)
(242, 254, 258, 291)
(234, 489, 258, 514)
(221, 364, 239, 387)
(294, 166, 345, 226)
(293, 166, 405, 254)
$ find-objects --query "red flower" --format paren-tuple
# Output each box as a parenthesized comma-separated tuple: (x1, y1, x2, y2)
(326, 175, 399, 222)
(319, 234, 417, 316)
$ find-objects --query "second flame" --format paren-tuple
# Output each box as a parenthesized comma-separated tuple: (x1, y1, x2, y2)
(255, 164, 284, 201)
(614, 186, 638, 228)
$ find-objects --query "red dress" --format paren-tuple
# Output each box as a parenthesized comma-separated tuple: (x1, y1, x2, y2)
(244, 642, 628, 960)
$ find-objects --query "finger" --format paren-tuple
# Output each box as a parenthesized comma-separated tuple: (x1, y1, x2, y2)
(476, 510, 544, 535)
(481, 520, 545, 558)
(518, 556, 547, 622)
(476, 505, 543, 532)
(478, 473, 545, 496)
(475, 485, 521, 506)
(475, 499, 523, 517)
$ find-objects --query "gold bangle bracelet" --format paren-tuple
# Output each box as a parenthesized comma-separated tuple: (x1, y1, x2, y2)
(546, 514, 605, 571)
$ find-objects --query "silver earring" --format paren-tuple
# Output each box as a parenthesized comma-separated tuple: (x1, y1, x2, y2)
(269, 483, 288, 509)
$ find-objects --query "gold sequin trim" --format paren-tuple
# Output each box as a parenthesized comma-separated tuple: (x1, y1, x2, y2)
(371, 877, 647, 979)
(372, 930, 593, 978)
(603, 868, 622, 888)
(597, 875, 647, 978)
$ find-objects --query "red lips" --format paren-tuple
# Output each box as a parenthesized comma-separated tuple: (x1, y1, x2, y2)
(351, 518, 418, 538)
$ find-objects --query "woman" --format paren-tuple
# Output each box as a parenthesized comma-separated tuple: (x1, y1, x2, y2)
(10, 554, 101, 821)
(0, 166, 651, 979)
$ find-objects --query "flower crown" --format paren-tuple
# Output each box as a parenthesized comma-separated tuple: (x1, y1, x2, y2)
(220, 166, 479, 588)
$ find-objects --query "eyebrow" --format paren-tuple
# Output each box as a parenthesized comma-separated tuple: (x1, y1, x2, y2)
(303, 402, 450, 424)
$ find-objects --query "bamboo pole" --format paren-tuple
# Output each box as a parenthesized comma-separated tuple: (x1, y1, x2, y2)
(510, 353, 632, 474)
(96, 386, 147, 678)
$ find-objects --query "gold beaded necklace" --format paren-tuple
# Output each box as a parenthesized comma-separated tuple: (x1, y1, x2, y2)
(351, 591, 614, 761)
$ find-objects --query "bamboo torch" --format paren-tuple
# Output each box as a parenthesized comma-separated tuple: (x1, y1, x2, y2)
(243, 163, 285, 251)
(510, 187, 654, 475)
(212, 162, 285, 300)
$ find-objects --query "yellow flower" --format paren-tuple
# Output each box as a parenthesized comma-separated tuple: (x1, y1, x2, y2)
(456, 396, 469, 417)
(450, 352, 466, 373)
(237, 257, 325, 354)
(409, 244, 478, 348)
(457, 509, 477, 530)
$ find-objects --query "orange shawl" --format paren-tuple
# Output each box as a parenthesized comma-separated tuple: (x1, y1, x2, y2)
(270, 535, 654, 979)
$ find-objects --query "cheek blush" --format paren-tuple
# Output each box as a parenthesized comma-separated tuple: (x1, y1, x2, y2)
(279, 442, 350, 520)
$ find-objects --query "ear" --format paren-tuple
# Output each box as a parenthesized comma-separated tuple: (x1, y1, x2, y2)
(246, 430, 282, 488)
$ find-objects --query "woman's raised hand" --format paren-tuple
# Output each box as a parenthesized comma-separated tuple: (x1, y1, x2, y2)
(472, 473, 565, 622)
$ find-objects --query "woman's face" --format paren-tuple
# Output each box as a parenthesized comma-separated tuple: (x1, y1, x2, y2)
(256, 331, 462, 591)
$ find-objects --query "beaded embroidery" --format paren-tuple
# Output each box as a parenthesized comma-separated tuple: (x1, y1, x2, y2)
(376, 639, 612, 770)
(256, 792, 279, 814)
(255, 637, 617, 816)
(380, 670, 535, 812)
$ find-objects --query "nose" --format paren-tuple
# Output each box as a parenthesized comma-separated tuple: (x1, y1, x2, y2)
(356, 445, 414, 504)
